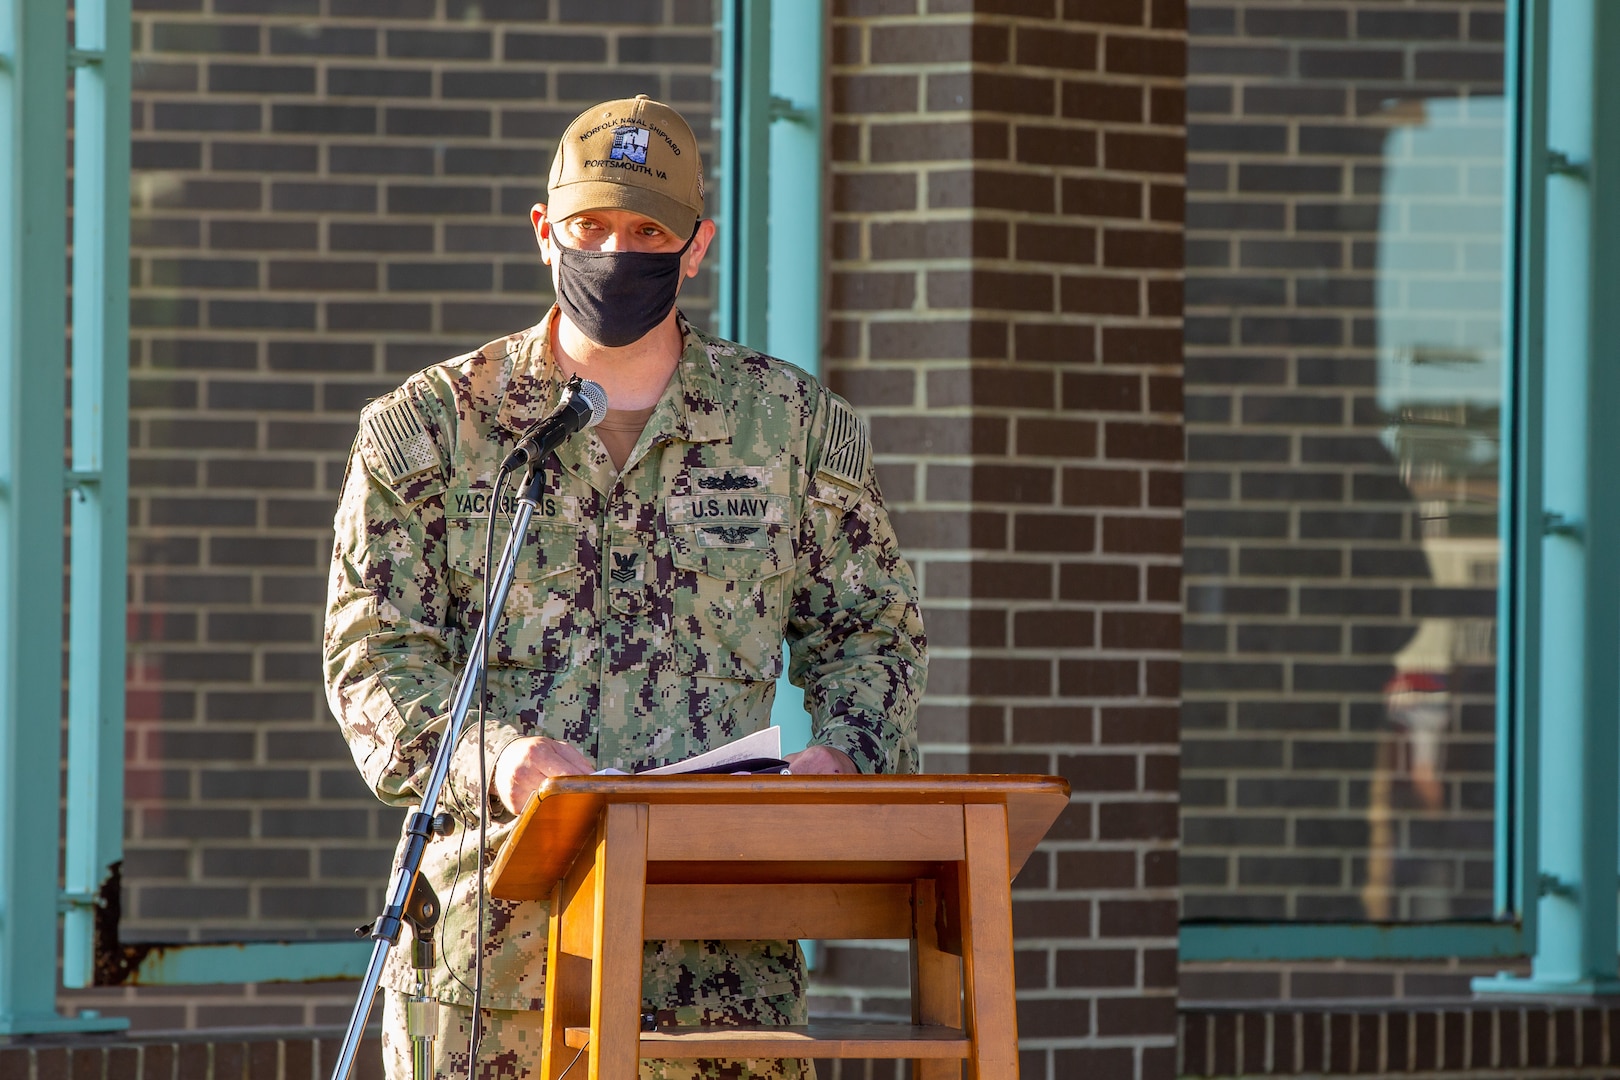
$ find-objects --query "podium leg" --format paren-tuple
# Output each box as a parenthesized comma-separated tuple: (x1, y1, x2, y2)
(542, 845, 598, 1079)
(588, 802, 648, 1080)
(911, 876, 964, 1080)
(960, 803, 1018, 1080)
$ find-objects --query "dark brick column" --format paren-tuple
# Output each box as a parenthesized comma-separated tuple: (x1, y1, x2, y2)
(825, 2, 1185, 1077)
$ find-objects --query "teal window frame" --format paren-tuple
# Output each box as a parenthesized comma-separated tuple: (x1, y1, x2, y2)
(716, 0, 826, 759)
(1181, 0, 1539, 965)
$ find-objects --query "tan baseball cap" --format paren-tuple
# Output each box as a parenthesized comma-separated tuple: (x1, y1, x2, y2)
(546, 95, 705, 237)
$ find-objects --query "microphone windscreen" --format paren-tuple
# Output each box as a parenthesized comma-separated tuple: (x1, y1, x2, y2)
(577, 379, 609, 429)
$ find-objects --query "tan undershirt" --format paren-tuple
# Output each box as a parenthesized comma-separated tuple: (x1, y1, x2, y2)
(596, 404, 658, 472)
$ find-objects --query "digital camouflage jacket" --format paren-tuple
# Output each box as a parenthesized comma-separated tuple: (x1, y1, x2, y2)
(324, 311, 926, 1011)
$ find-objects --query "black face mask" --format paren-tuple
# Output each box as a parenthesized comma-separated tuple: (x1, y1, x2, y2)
(553, 228, 696, 348)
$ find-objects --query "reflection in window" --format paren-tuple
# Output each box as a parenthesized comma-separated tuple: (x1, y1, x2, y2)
(1366, 97, 1502, 920)
(1181, 91, 1503, 924)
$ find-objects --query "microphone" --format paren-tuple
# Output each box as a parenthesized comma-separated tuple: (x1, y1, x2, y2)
(500, 377, 609, 472)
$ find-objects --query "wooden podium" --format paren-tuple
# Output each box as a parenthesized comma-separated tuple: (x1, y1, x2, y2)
(490, 774, 1070, 1080)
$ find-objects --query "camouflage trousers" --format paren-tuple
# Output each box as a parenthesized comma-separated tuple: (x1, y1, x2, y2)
(381, 939, 812, 1080)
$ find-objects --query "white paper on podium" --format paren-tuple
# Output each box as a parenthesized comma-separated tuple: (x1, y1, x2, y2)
(635, 727, 784, 776)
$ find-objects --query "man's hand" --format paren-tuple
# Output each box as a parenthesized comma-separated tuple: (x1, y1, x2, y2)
(783, 745, 858, 775)
(492, 736, 595, 815)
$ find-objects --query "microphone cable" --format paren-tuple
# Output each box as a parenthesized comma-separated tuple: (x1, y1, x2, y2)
(468, 456, 517, 1079)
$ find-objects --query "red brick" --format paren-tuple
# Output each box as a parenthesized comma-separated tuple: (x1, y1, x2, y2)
(1062, 175, 1143, 218)
(1013, 705, 1094, 743)
(1015, 25, 1099, 70)
(1065, 370, 1142, 412)
(1015, 512, 1099, 553)
(1145, 658, 1179, 696)
(1102, 227, 1182, 269)
(927, 268, 1056, 312)
(832, 172, 919, 213)
(830, 270, 917, 311)
(921, 607, 1009, 649)
(931, 656, 1055, 697)
(926, 365, 1057, 409)
(1015, 321, 1097, 363)
(869, 317, 1009, 359)
(826, 366, 916, 407)
(1150, 0, 1185, 31)
(874, 415, 1008, 455)
(829, 121, 860, 161)
(832, 73, 921, 114)
(1059, 560, 1140, 600)
(890, 508, 1008, 550)
(1150, 180, 1185, 221)
(1104, 33, 1185, 77)
(1062, 466, 1141, 507)
(1106, 130, 1184, 174)
(926, 559, 1053, 599)
(1099, 705, 1177, 744)
(1018, 223, 1099, 266)
(871, 22, 1009, 65)
(1098, 800, 1177, 840)
(1102, 610, 1179, 649)
(1055, 946, 1137, 987)
(1150, 83, 1185, 125)
(1061, 79, 1145, 123)
(1101, 325, 1182, 365)
(1015, 123, 1099, 167)
(1054, 1047, 1135, 1080)
(868, 120, 1011, 164)
(928, 463, 1056, 504)
(1059, 753, 1138, 795)
(1105, 420, 1183, 461)
(1099, 897, 1177, 936)
(926, 169, 1062, 213)
(1018, 996, 1093, 1038)
(1014, 608, 1097, 648)
(1146, 560, 1180, 599)
(1061, 274, 1139, 314)
(1018, 417, 1098, 457)
(928, 71, 1057, 116)
(1013, 897, 1094, 938)
(1058, 658, 1140, 696)
(872, 219, 1009, 262)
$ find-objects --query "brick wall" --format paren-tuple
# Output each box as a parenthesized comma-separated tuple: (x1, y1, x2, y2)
(822, 1, 1184, 1077)
(67, 0, 717, 1030)
(1180, 0, 1507, 999)
(0, 1030, 381, 1080)
(50, 2, 1190, 1072)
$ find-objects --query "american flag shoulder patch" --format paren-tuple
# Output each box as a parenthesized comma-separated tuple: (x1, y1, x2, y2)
(364, 396, 439, 484)
(816, 395, 869, 490)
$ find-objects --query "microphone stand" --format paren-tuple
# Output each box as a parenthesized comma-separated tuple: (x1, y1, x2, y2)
(330, 459, 552, 1080)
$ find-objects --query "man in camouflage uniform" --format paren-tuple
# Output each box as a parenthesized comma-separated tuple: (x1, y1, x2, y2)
(324, 95, 926, 1080)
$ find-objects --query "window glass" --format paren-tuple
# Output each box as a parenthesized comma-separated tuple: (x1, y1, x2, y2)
(120, 6, 721, 950)
(1182, 19, 1504, 922)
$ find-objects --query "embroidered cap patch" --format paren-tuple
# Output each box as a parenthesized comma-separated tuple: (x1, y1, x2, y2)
(816, 397, 869, 490)
(611, 125, 650, 164)
(364, 397, 437, 484)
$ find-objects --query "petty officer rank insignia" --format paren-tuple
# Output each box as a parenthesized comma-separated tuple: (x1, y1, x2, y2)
(609, 539, 645, 588)
(817, 396, 869, 490)
(364, 396, 437, 484)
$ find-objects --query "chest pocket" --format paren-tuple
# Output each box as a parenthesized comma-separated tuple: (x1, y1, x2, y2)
(668, 520, 793, 681)
(446, 516, 585, 672)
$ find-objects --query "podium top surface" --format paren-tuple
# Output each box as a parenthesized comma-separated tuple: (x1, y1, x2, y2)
(489, 774, 1071, 901)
